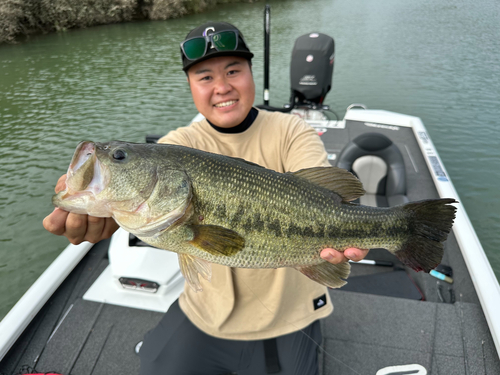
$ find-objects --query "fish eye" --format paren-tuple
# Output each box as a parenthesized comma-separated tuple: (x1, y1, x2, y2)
(112, 149, 127, 161)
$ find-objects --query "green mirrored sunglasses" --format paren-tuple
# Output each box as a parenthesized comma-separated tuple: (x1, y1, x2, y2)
(180, 30, 240, 61)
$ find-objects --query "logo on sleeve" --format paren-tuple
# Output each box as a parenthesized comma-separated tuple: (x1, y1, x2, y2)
(313, 294, 327, 310)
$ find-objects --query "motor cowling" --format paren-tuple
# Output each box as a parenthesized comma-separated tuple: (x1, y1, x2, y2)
(290, 33, 334, 106)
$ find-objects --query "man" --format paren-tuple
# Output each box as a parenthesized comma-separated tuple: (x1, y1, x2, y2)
(43, 22, 368, 374)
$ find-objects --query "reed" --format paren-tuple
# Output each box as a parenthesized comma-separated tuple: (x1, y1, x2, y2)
(0, 0, 258, 44)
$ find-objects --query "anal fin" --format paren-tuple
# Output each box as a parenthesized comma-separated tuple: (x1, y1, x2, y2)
(296, 261, 351, 288)
(178, 253, 212, 292)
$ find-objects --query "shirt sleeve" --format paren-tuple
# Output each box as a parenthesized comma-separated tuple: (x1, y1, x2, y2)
(157, 127, 194, 147)
(281, 116, 330, 172)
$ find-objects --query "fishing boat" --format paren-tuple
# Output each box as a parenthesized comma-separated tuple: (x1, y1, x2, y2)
(1, 7, 499, 375)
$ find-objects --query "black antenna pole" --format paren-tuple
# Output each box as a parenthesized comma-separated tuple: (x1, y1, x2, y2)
(264, 5, 270, 106)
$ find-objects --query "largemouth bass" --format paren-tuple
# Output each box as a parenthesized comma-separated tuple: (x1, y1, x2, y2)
(53, 141, 457, 291)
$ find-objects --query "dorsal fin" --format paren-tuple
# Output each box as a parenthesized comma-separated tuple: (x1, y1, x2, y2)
(227, 155, 265, 168)
(290, 166, 365, 202)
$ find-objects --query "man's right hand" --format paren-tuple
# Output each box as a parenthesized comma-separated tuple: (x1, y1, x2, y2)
(43, 174, 119, 244)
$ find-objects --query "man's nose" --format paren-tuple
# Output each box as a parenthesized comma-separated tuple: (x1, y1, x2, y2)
(214, 77, 232, 95)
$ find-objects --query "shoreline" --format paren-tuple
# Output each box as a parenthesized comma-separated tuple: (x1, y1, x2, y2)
(0, 0, 259, 45)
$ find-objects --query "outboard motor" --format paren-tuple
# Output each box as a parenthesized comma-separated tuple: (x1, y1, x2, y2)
(290, 33, 335, 107)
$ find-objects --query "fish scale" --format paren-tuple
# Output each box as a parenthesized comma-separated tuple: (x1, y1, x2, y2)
(156, 147, 416, 266)
(53, 141, 457, 291)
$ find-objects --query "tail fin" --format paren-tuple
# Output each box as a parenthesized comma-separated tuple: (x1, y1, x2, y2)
(394, 198, 458, 272)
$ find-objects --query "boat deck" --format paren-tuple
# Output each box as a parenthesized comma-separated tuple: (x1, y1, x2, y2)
(1, 117, 499, 375)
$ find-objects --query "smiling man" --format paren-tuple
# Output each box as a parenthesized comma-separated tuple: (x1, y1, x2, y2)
(136, 22, 369, 375)
(43, 21, 369, 375)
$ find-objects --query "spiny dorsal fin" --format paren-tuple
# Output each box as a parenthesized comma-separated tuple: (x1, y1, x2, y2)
(227, 155, 265, 168)
(290, 166, 365, 202)
(188, 224, 245, 257)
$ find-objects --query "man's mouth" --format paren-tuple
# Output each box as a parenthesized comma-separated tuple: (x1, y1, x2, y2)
(214, 100, 238, 108)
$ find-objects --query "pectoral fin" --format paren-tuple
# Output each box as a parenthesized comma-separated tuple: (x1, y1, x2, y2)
(295, 261, 351, 288)
(178, 253, 212, 292)
(189, 225, 245, 257)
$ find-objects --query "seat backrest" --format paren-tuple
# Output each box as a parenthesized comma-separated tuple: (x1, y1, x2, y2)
(352, 155, 388, 194)
(337, 133, 408, 207)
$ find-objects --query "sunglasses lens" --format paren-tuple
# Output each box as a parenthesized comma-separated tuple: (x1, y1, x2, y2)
(182, 38, 206, 60)
(212, 31, 237, 51)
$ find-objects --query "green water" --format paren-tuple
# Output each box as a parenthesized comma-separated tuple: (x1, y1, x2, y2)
(0, 0, 499, 320)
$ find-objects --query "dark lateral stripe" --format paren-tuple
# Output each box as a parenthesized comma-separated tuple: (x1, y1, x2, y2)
(267, 219, 282, 237)
(229, 204, 245, 228)
(286, 223, 324, 238)
(234, 217, 395, 240)
(215, 203, 227, 219)
(253, 213, 265, 232)
(199, 197, 401, 241)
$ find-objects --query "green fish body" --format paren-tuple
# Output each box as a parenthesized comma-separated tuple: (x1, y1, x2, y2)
(53, 141, 457, 291)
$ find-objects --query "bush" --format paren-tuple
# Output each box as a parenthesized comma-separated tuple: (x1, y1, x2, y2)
(36, 0, 137, 30)
(0, 0, 25, 43)
(0, 0, 258, 44)
(142, 0, 195, 20)
(1, 0, 138, 43)
(137, 0, 249, 21)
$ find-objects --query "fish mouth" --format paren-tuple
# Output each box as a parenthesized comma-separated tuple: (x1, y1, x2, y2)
(66, 141, 107, 196)
(53, 141, 110, 215)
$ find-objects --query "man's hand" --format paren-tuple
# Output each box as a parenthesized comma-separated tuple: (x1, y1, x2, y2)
(43, 174, 119, 244)
(320, 247, 369, 264)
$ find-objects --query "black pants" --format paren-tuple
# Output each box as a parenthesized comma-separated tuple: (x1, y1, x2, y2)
(139, 299, 322, 375)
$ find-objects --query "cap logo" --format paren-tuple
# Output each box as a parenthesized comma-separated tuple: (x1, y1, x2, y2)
(203, 27, 216, 49)
(203, 26, 215, 36)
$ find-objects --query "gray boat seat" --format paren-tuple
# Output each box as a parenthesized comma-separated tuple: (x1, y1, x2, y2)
(337, 133, 409, 207)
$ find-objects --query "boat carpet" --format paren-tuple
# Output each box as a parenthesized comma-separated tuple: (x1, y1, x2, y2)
(6, 283, 499, 375)
(33, 298, 161, 375)
(320, 289, 500, 375)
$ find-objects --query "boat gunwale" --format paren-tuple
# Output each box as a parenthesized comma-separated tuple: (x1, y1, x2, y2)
(0, 242, 94, 360)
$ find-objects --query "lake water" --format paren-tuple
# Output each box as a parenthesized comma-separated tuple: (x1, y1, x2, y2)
(0, 0, 499, 320)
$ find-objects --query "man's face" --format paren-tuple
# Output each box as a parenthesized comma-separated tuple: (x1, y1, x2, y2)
(187, 56, 255, 128)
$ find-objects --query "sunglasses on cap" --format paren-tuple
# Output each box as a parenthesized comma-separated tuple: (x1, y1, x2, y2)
(180, 30, 242, 61)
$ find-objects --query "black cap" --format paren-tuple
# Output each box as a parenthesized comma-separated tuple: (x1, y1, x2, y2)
(181, 21, 254, 72)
